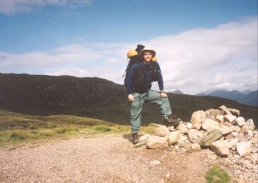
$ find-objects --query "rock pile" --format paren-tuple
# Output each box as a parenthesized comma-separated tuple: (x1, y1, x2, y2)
(135, 105, 257, 182)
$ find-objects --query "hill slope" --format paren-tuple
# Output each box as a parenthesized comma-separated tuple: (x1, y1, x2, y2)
(0, 73, 257, 126)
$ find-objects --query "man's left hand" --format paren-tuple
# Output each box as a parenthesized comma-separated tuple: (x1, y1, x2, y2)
(160, 92, 167, 98)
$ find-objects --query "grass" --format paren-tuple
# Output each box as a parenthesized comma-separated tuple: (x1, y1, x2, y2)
(0, 109, 156, 146)
(205, 164, 231, 183)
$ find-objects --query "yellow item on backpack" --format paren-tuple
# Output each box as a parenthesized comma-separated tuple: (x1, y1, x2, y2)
(127, 50, 138, 58)
(152, 57, 157, 62)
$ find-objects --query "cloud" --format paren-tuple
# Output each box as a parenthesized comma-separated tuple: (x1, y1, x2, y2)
(0, 17, 257, 94)
(0, 0, 92, 15)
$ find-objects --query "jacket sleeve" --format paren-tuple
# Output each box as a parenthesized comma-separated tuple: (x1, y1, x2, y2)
(126, 64, 138, 94)
(156, 62, 164, 91)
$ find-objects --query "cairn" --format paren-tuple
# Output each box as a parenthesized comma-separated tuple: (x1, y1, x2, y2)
(134, 105, 257, 183)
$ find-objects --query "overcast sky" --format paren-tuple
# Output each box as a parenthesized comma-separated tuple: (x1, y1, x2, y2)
(0, 0, 257, 94)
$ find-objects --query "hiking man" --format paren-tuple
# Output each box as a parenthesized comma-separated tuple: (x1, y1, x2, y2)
(126, 46, 179, 144)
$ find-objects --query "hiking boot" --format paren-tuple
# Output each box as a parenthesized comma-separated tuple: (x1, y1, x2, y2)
(164, 114, 181, 127)
(132, 133, 139, 144)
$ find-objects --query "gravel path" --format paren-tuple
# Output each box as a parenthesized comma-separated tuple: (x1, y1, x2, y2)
(0, 134, 212, 183)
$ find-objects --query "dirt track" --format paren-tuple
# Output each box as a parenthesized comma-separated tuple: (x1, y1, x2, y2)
(0, 134, 218, 183)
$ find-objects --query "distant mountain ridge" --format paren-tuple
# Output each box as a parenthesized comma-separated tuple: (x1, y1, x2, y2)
(0, 73, 257, 126)
(196, 90, 258, 106)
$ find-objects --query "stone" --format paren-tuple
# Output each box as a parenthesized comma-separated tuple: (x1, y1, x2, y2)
(219, 125, 233, 135)
(200, 129, 223, 147)
(176, 123, 188, 134)
(228, 138, 238, 149)
(244, 130, 253, 140)
(192, 121, 202, 130)
(191, 143, 201, 151)
(236, 141, 252, 156)
(223, 121, 232, 127)
(250, 136, 258, 144)
(235, 117, 245, 127)
(243, 119, 255, 130)
(215, 114, 224, 123)
(154, 126, 170, 137)
(186, 123, 192, 130)
(187, 129, 204, 143)
(210, 140, 230, 156)
(134, 134, 150, 148)
(219, 105, 232, 115)
(230, 126, 240, 132)
(167, 126, 175, 132)
(228, 108, 240, 116)
(202, 118, 219, 130)
(207, 153, 217, 160)
(190, 110, 206, 124)
(206, 109, 224, 118)
(149, 160, 161, 166)
(225, 133, 233, 140)
(224, 114, 236, 123)
(168, 131, 181, 145)
(232, 132, 238, 137)
(146, 136, 169, 149)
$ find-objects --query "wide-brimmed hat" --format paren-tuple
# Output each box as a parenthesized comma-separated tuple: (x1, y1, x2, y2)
(140, 46, 156, 57)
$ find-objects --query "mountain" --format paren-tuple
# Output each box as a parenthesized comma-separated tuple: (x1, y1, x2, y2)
(0, 73, 257, 126)
(171, 90, 184, 94)
(196, 89, 258, 106)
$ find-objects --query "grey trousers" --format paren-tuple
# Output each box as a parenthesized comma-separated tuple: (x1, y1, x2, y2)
(130, 90, 172, 134)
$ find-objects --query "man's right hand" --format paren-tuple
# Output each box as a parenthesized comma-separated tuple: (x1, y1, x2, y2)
(128, 94, 134, 102)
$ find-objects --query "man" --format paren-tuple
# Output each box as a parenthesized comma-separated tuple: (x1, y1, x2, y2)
(126, 46, 180, 144)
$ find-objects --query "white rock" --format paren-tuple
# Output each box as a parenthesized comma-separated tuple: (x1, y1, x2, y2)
(202, 118, 219, 130)
(210, 140, 230, 156)
(191, 110, 206, 124)
(154, 126, 170, 137)
(186, 123, 192, 129)
(167, 126, 175, 132)
(219, 125, 233, 135)
(243, 119, 255, 130)
(134, 134, 150, 147)
(149, 160, 161, 166)
(168, 131, 181, 145)
(228, 138, 239, 149)
(216, 114, 224, 123)
(177, 124, 188, 134)
(146, 136, 169, 149)
(187, 129, 204, 143)
(245, 130, 253, 140)
(224, 114, 237, 123)
(230, 126, 240, 132)
(232, 132, 239, 137)
(235, 117, 245, 126)
(228, 108, 240, 116)
(191, 143, 201, 151)
(219, 105, 232, 115)
(236, 141, 252, 156)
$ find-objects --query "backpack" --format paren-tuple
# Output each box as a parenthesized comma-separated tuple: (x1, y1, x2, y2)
(123, 44, 159, 91)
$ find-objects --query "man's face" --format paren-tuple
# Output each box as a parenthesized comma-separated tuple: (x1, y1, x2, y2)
(143, 51, 153, 63)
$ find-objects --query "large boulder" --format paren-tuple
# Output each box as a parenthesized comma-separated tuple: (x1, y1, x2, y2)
(243, 119, 255, 130)
(146, 136, 168, 149)
(168, 131, 181, 145)
(205, 109, 224, 118)
(210, 140, 230, 156)
(228, 108, 240, 116)
(202, 118, 219, 130)
(215, 114, 224, 123)
(200, 129, 223, 147)
(218, 125, 233, 135)
(235, 117, 245, 127)
(154, 126, 169, 137)
(224, 114, 236, 123)
(236, 141, 252, 156)
(187, 129, 204, 143)
(219, 105, 232, 115)
(191, 110, 206, 124)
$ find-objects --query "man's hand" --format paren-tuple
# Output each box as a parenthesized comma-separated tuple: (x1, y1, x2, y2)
(160, 91, 167, 98)
(128, 94, 134, 101)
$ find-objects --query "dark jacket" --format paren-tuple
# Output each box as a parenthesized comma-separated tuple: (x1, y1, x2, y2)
(126, 61, 164, 94)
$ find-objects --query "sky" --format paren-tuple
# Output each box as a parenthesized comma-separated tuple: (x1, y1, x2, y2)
(0, 0, 257, 95)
